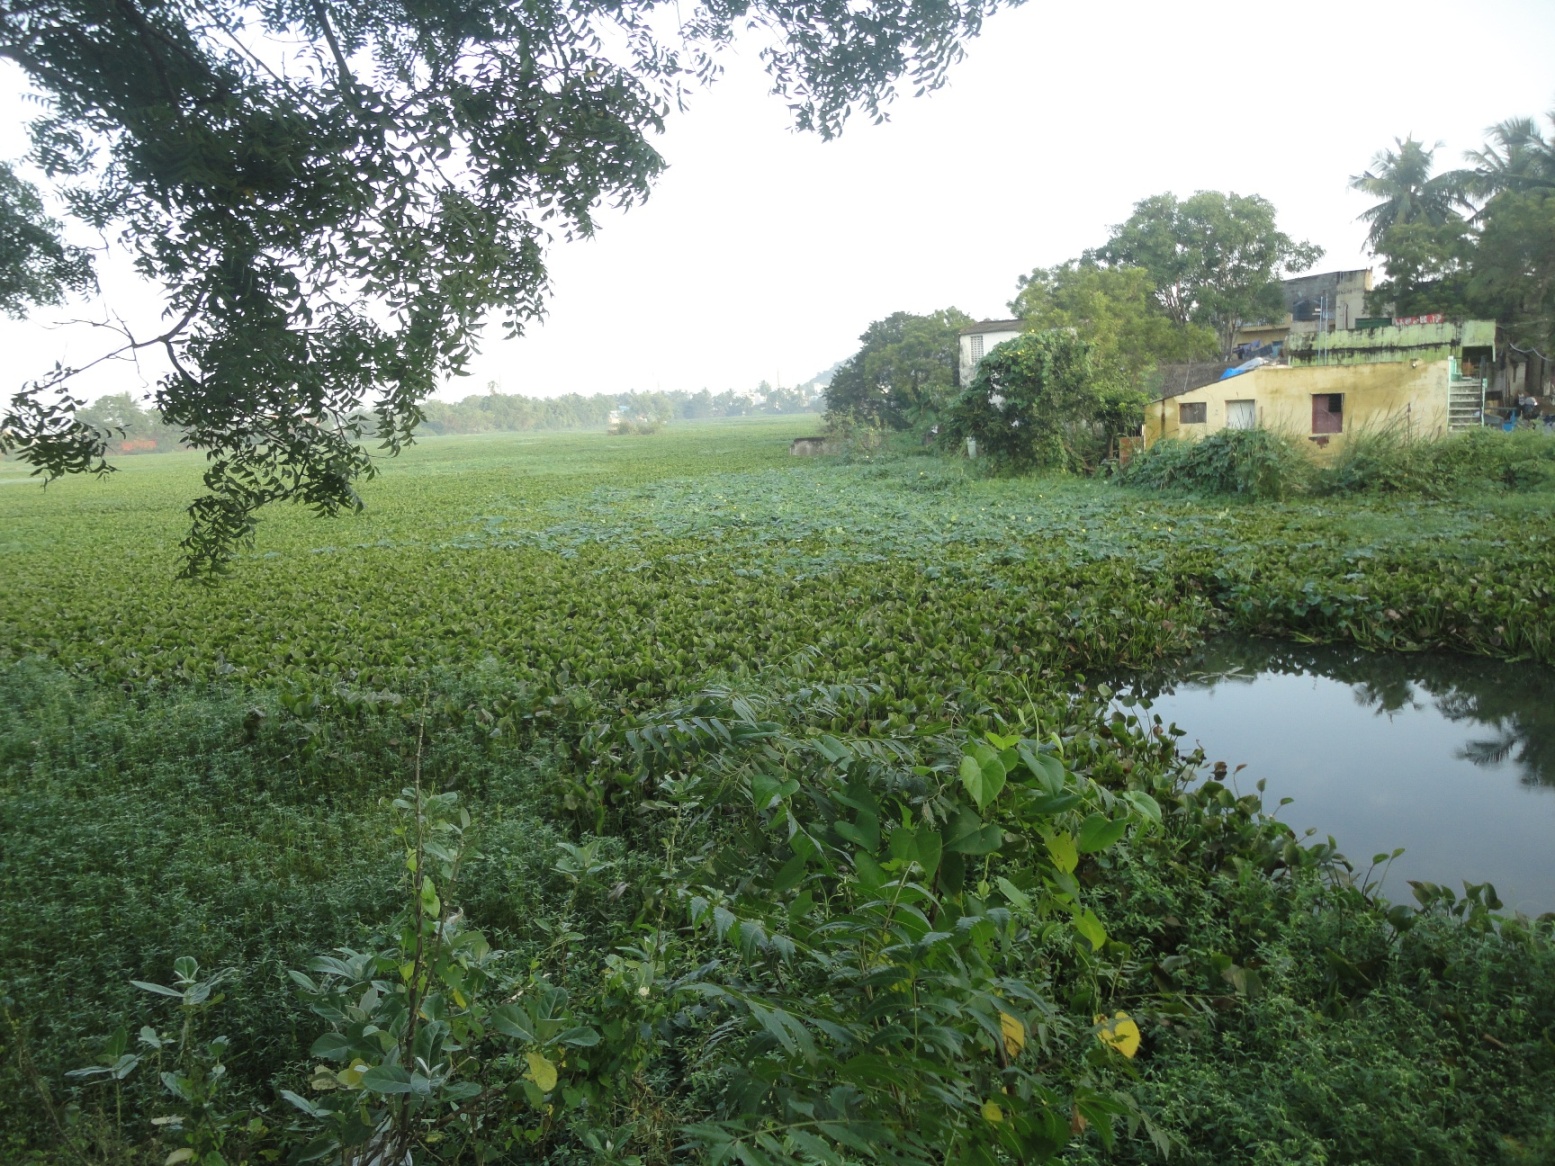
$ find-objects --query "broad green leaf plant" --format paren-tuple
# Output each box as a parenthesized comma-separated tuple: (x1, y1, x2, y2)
(594, 682, 1171, 1164)
(72, 782, 602, 1164)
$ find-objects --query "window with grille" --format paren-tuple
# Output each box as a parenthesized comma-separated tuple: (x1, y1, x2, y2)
(1179, 402, 1207, 424)
(1312, 393, 1344, 434)
(970, 334, 985, 361)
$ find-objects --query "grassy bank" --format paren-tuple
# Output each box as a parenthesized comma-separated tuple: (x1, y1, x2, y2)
(2, 420, 1553, 1163)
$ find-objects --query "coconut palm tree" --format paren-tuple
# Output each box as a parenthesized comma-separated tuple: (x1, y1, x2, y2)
(1462, 114, 1555, 200)
(1349, 137, 1469, 252)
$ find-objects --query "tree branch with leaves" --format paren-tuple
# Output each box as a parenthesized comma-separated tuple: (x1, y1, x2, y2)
(1, 0, 1017, 577)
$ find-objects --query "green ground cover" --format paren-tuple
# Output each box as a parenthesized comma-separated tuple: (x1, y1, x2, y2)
(2, 418, 1554, 1164)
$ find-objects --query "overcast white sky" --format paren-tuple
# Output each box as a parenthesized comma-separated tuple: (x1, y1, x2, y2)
(3, 0, 1554, 402)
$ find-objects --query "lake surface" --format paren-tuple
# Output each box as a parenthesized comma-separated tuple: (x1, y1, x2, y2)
(1115, 639, 1555, 916)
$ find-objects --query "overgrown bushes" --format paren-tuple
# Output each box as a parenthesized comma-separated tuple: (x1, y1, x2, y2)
(1323, 426, 1555, 496)
(6, 662, 1554, 1165)
(940, 331, 1145, 473)
(1114, 428, 1311, 500)
(607, 417, 663, 435)
(1119, 426, 1555, 500)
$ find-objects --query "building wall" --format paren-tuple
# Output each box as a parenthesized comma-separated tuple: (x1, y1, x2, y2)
(1283, 268, 1372, 335)
(958, 329, 1023, 388)
(1231, 268, 1374, 351)
(1144, 359, 1452, 458)
(1285, 319, 1496, 366)
(790, 437, 834, 456)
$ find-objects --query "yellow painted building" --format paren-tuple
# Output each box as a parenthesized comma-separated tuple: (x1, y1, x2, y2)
(1144, 320, 1498, 458)
(1145, 361, 1452, 456)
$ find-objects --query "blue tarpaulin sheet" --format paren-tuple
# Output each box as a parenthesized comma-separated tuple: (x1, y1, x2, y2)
(1219, 357, 1268, 380)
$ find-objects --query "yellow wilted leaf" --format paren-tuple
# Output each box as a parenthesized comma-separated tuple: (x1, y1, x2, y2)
(1095, 1011, 1141, 1058)
(999, 1011, 1025, 1059)
(338, 1059, 369, 1089)
(525, 1051, 558, 1093)
(980, 1100, 1004, 1123)
(1045, 831, 1078, 875)
(165, 1151, 196, 1166)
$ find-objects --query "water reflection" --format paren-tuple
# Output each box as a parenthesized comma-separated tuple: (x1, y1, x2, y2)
(1117, 639, 1555, 915)
(1130, 639, 1555, 789)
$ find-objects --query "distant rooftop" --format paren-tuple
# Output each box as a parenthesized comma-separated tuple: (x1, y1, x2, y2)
(1279, 268, 1372, 310)
(959, 318, 1024, 336)
(1282, 267, 1371, 286)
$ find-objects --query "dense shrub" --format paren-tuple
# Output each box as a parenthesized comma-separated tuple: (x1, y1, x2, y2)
(1121, 426, 1555, 501)
(820, 408, 889, 460)
(1322, 425, 1555, 497)
(607, 417, 663, 435)
(940, 331, 1144, 473)
(1116, 428, 1312, 500)
(1074, 898, 1555, 1165)
(1316, 424, 1430, 495)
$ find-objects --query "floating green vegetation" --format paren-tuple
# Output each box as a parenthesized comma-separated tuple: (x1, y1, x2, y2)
(4, 421, 1553, 701)
(1, 420, 1553, 1164)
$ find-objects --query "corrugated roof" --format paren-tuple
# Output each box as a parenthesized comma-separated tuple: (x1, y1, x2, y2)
(1151, 362, 1239, 399)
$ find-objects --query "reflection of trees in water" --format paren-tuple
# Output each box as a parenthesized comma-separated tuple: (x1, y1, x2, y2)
(1460, 731, 1519, 769)
(1125, 639, 1555, 789)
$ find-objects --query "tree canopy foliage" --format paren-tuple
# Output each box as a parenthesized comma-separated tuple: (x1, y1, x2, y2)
(1087, 191, 1322, 355)
(0, 160, 93, 317)
(1358, 110, 1555, 354)
(939, 329, 1140, 472)
(1469, 188, 1555, 348)
(1009, 261, 1218, 390)
(938, 198, 1284, 479)
(0, 0, 1010, 575)
(1461, 116, 1555, 198)
(824, 307, 971, 430)
(1348, 136, 1468, 251)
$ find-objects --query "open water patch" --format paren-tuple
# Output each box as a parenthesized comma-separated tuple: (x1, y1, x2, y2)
(1118, 638, 1555, 916)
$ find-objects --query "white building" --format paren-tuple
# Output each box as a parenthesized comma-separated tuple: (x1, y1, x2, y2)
(957, 318, 1024, 387)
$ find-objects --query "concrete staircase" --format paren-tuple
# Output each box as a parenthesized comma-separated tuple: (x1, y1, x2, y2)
(1448, 376, 1486, 432)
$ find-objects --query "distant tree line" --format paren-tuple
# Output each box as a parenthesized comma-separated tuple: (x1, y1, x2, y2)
(419, 383, 820, 435)
(4, 383, 821, 459)
(69, 393, 188, 455)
